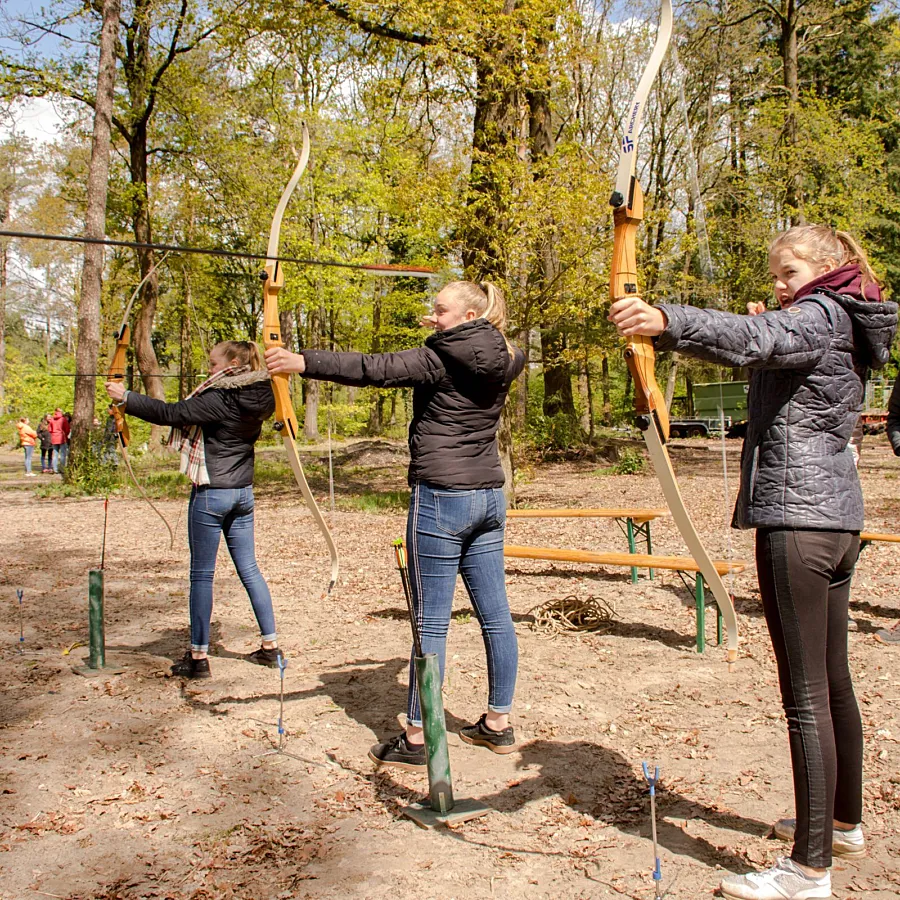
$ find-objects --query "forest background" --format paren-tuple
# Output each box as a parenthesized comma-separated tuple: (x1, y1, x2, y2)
(1, 0, 899, 488)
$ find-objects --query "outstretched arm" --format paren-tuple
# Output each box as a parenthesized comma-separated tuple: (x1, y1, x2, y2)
(265, 345, 445, 389)
(609, 296, 833, 370)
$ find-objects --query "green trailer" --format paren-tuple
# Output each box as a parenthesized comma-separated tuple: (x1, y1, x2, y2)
(693, 381, 749, 435)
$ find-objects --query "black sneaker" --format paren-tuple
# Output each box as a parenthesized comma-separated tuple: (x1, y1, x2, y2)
(459, 714, 516, 754)
(246, 646, 283, 668)
(368, 734, 426, 771)
(171, 650, 211, 679)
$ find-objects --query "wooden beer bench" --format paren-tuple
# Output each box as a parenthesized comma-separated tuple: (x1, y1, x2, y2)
(507, 508, 670, 582)
(503, 543, 747, 653)
(859, 531, 900, 551)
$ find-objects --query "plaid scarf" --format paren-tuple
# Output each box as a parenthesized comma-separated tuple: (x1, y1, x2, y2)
(167, 365, 249, 485)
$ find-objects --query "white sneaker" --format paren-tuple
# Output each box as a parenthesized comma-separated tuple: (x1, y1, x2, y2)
(25, 472, 37, 477)
(719, 857, 831, 900)
(773, 818, 866, 858)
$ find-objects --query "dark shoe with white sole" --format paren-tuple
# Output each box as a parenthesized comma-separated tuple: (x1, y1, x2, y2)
(368, 734, 426, 771)
(171, 650, 211, 679)
(246, 646, 283, 668)
(459, 714, 517, 754)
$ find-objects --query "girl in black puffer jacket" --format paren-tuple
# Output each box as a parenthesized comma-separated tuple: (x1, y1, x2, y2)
(266, 281, 526, 769)
(107, 340, 280, 680)
(610, 226, 897, 900)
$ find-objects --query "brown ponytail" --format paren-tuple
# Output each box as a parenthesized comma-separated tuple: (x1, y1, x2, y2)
(213, 340, 263, 371)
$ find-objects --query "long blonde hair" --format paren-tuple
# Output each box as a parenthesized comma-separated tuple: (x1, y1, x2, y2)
(214, 340, 263, 371)
(769, 225, 879, 295)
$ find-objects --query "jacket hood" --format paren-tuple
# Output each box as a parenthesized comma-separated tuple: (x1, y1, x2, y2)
(425, 319, 510, 384)
(817, 291, 898, 369)
(210, 368, 273, 417)
(796, 263, 882, 303)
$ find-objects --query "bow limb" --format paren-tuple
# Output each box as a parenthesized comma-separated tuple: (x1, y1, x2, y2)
(107, 252, 176, 550)
(262, 123, 339, 594)
(609, 0, 737, 663)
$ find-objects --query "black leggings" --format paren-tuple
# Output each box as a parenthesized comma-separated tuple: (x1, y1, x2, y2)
(756, 529, 863, 869)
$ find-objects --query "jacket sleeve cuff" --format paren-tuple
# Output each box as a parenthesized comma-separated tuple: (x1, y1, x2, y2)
(653, 304, 682, 352)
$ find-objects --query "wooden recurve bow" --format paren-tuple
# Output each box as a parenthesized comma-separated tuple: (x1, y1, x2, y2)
(261, 124, 340, 594)
(609, 0, 738, 662)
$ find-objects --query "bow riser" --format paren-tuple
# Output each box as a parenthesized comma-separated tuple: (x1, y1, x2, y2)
(261, 261, 300, 440)
(611, 181, 670, 438)
(108, 325, 131, 447)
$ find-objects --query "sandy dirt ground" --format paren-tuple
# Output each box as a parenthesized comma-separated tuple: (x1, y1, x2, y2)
(0, 439, 898, 900)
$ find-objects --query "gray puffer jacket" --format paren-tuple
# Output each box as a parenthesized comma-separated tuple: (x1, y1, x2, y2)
(656, 291, 897, 531)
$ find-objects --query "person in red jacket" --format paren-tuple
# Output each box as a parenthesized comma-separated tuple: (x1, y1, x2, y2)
(48, 409, 66, 473)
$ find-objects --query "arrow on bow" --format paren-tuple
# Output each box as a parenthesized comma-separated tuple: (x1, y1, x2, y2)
(108, 252, 177, 549)
(609, 0, 738, 663)
(261, 124, 339, 595)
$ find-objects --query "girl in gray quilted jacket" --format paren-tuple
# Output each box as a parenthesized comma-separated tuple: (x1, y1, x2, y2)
(610, 225, 897, 900)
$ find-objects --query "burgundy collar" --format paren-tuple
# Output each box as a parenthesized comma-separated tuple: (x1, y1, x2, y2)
(794, 263, 881, 303)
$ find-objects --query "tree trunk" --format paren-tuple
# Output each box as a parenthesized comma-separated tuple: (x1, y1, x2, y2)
(367, 288, 384, 434)
(0, 197, 9, 416)
(528, 16, 578, 425)
(70, 0, 119, 471)
(780, 0, 802, 223)
(600, 353, 611, 425)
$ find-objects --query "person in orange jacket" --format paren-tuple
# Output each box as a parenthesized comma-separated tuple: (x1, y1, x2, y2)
(15, 417, 37, 477)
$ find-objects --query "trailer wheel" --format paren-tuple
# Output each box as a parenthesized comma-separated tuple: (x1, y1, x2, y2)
(687, 425, 706, 438)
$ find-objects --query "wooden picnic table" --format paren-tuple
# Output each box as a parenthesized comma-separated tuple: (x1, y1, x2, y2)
(507, 507, 671, 581)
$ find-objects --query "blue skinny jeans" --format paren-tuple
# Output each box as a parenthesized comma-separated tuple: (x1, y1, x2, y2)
(406, 481, 517, 727)
(188, 485, 276, 653)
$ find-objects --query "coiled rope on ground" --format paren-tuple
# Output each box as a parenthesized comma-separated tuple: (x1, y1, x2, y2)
(528, 594, 618, 636)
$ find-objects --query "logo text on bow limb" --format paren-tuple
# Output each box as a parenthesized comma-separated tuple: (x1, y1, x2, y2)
(622, 137, 634, 154)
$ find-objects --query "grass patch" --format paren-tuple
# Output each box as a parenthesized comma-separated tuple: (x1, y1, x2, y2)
(338, 490, 409, 513)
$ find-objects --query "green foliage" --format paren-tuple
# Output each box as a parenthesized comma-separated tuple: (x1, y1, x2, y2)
(595, 448, 646, 477)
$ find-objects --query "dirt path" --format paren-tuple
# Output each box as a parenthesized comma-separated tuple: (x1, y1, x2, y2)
(0, 444, 898, 899)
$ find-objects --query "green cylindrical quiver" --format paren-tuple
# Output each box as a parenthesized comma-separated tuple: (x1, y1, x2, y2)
(414, 653, 454, 814)
(88, 569, 105, 669)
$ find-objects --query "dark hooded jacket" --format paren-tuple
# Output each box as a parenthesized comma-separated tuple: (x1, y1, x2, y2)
(656, 284, 897, 531)
(301, 319, 525, 489)
(123, 370, 275, 489)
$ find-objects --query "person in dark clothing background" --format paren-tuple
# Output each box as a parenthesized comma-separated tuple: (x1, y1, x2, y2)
(106, 340, 281, 679)
(266, 280, 526, 770)
(610, 225, 897, 900)
(875, 378, 900, 646)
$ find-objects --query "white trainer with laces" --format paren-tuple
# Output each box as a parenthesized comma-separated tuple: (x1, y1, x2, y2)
(773, 818, 866, 858)
(719, 857, 831, 900)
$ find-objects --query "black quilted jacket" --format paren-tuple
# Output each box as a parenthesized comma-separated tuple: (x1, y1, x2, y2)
(656, 291, 897, 530)
(301, 319, 525, 489)
(124, 370, 275, 488)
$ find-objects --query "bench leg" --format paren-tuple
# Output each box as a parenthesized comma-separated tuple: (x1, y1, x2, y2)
(717, 604, 723, 646)
(626, 518, 638, 584)
(645, 523, 654, 581)
(695, 575, 705, 653)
